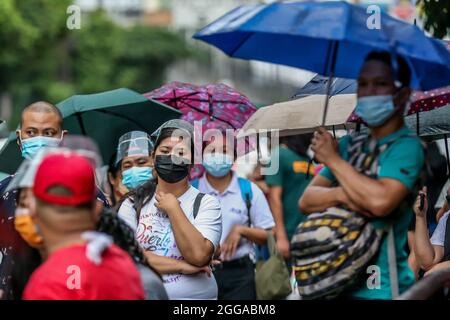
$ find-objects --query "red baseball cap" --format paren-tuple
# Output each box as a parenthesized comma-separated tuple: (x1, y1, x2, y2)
(33, 152, 96, 206)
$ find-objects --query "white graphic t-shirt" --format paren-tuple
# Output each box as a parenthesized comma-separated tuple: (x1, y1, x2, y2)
(118, 186, 222, 300)
(430, 210, 450, 246)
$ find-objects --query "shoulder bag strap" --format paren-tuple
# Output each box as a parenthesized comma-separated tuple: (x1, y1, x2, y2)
(193, 193, 205, 220)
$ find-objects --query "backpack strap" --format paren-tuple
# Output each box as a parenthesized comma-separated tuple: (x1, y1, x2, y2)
(443, 213, 450, 261)
(238, 177, 253, 227)
(191, 178, 199, 189)
(192, 176, 253, 224)
(193, 192, 205, 220)
(386, 226, 399, 299)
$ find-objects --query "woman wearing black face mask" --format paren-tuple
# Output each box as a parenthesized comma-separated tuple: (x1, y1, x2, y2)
(118, 119, 222, 300)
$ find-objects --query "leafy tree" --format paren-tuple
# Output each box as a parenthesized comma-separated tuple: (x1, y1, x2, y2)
(0, 0, 72, 127)
(417, 0, 450, 39)
(70, 10, 124, 93)
(1, 2, 196, 130)
(117, 25, 192, 92)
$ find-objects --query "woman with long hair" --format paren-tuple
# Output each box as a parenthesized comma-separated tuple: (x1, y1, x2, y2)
(118, 119, 222, 300)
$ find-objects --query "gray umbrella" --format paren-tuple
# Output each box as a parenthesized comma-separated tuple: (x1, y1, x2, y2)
(405, 105, 450, 175)
(405, 104, 450, 141)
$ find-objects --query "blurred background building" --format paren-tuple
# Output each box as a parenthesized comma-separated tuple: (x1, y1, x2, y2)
(72, 0, 423, 108)
(0, 0, 445, 129)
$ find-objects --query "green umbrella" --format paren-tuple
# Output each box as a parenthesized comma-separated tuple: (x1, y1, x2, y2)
(0, 88, 181, 174)
(0, 171, 8, 181)
(405, 104, 450, 175)
(0, 132, 20, 175)
(0, 120, 8, 139)
(57, 88, 181, 162)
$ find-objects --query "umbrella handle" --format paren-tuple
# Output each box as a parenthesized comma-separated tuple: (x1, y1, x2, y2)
(416, 112, 420, 136)
(208, 92, 213, 118)
(445, 134, 450, 178)
(76, 113, 87, 136)
(322, 41, 339, 126)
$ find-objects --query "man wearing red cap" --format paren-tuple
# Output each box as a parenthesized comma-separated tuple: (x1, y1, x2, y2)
(23, 152, 144, 300)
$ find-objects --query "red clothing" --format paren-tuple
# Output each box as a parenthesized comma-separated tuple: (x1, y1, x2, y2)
(23, 244, 144, 300)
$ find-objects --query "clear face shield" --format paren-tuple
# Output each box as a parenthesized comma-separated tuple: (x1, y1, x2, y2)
(115, 131, 154, 167)
(6, 147, 102, 193)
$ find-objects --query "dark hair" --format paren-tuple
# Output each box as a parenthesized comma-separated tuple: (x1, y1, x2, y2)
(106, 152, 121, 207)
(108, 151, 121, 179)
(96, 209, 161, 278)
(96, 209, 145, 264)
(280, 133, 312, 157)
(364, 51, 411, 88)
(119, 127, 193, 220)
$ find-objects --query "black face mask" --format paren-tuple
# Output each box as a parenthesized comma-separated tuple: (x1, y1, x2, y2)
(154, 155, 190, 184)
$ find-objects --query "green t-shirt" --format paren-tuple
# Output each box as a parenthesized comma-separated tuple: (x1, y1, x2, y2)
(320, 126, 425, 299)
(265, 146, 314, 240)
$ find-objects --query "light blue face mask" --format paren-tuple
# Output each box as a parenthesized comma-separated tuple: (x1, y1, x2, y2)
(122, 166, 153, 190)
(203, 153, 234, 178)
(354, 95, 398, 127)
(20, 136, 61, 160)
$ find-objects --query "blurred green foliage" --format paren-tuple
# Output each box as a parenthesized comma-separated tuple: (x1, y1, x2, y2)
(0, 0, 195, 129)
(417, 0, 450, 39)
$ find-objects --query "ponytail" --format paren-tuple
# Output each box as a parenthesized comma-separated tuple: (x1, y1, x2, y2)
(118, 179, 158, 221)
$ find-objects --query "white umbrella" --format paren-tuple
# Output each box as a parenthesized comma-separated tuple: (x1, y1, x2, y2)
(237, 94, 356, 138)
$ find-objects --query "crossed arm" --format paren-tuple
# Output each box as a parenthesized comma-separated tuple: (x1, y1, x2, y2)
(142, 206, 216, 275)
(300, 168, 409, 218)
(166, 204, 215, 267)
(300, 128, 410, 217)
(143, 251, 214, 276)
(413, 216, 444, 271)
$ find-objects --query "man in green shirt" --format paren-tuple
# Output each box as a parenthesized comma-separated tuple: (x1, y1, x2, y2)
(299, 51, 425, 299)
(265, 134, 314, 259)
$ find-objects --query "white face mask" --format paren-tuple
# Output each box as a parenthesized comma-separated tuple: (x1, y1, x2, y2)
(20, 132, 63, 160)
(355, 95, 397, 127)
(203, 153, 234, 177)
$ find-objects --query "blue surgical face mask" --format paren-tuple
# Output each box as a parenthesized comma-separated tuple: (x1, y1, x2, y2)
(122, 166, 153, 189)
(20, 135, 62, 160)
(203, 153, 234, 178)
(355, 95, 398, 127)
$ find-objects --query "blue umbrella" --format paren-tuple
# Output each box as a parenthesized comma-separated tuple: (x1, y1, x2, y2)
(293, 75, 357, 99)
(194, 1, 450, 124)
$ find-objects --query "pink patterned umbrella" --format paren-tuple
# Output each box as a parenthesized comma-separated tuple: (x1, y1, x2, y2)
(144, 82, 257, 130)
(144, 82, 257, 179)
(407, 87, 450, 115)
